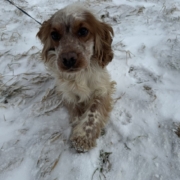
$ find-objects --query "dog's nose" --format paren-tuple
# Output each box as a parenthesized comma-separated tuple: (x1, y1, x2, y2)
(61, 52, 77, 68)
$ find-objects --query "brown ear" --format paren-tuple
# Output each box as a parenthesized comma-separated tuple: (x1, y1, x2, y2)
(37, 20, 52, 61)
(37, 19, 51, 43)
(94, 22, 114, 68)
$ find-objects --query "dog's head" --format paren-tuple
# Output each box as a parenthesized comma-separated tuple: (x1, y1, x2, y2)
(37, 4, 114, 73)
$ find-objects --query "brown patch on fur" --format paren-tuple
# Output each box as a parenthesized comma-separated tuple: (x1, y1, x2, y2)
(84, 12, 114, 67)
(36, 19, 54, 62)
(37, 20, 51, 44)
(73, 20, 93, 42)
(91, 93, 114, 124)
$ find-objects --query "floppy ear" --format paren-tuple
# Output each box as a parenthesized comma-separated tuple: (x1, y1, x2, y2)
(94, 22, 114, 68)
(36, 19, 53, 61)
(37, 19, 51, 44)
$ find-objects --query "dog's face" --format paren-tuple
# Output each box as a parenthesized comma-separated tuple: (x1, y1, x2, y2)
(37, 5, 114, 73)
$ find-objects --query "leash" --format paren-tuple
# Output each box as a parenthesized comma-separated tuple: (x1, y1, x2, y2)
(5, 0, 42, 25)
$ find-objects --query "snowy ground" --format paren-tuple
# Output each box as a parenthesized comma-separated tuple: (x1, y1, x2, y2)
(0, 0, 180, 180)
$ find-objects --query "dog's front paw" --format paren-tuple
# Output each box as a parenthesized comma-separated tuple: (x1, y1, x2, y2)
(70, 134, 96, 152)
(70, 124, 100, 152)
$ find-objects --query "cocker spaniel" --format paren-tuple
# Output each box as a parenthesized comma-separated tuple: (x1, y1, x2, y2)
(37, 4, 115, 152)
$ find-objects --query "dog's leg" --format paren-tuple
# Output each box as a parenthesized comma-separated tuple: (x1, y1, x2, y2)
(70, 95, 113, 152)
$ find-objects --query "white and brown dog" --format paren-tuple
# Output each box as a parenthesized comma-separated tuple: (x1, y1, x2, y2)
(37, 4, 115, 152)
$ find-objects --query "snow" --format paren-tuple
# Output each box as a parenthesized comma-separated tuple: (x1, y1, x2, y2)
(0, 0, 180, 180)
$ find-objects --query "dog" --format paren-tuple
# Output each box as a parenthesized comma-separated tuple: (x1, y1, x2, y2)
(37, 4, 115, 152)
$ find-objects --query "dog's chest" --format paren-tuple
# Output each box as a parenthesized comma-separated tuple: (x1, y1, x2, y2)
(56, 75, 92, 103)
(55, 68, 109, 104)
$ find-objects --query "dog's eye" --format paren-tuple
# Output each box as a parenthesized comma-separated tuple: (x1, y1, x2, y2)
(51, 31, 60, 41)
(78, 27, 88, 37)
